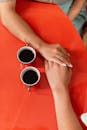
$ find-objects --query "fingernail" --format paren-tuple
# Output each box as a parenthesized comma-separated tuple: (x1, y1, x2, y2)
(62, 63, 67, 67)
(68, 64, 73, 68)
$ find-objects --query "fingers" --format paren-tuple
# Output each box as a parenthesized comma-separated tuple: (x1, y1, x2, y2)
(55, 54, 72, 68)
(56, 44, 70, 57)
(59, 63, 72, 78)
(48, 61, 54, 68)
(45, 43, 73, 68)
(51, 57, 67, 67)
(53, 44, 72, 67)
(45, 59, 72, 76)
(45, 60, 54, 70)
(61, 64, 72, 75)
(68, 66, 72, 74)
(60, 46, 70, 57)
(45, 60, 49, 71)
(56, 51, 70, 60)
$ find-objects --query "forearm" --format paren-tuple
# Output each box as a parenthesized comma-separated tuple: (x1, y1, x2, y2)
(33, 0, 56, 4)
(1, 9, 45, 50)
(68, 0, 86, 21)
(52, 87, 82, 130)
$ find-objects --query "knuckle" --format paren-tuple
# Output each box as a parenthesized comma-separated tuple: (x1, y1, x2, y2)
(59, 52, 64, 58)
(57, 44, 61, 47)
(54, 48, 58, 53)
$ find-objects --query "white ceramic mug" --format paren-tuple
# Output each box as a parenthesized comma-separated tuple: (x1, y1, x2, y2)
(17, 45, 36, 64)
(80, 113, 87, 127)
(20, 66, 40, 87)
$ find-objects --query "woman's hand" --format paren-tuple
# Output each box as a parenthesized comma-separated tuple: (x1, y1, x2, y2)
(40, 43, 72, 67)
(45, 60, 72, 92)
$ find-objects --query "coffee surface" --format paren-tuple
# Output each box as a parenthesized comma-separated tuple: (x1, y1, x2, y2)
(19, 49, 34, 62)
(23, 70, 38, 85)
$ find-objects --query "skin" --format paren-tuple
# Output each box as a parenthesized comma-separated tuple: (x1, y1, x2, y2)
(0, 1, 84, 129)
(45, 61, 83, 130)
(68, 0, 87, 21)
(0, 1, 86, 64)
(83, 31, 87, 49)
(35, 0, 87, 48)
(67, 0, 87, 48)
(82, 21, 87, 48)
(0, 0, 72, 67)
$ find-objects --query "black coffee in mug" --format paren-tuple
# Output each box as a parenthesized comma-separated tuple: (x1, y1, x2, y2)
(20, 67, 40, 86)
(19, 49, 34, 62)
(23, 70, 38, 85)
(17, 46, 36, 64)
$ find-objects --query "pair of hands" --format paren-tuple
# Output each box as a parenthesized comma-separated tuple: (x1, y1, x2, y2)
(45, 60, 72, 93)
(39, 43, 72, 92)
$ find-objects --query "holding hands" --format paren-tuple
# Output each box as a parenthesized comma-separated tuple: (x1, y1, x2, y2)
(44, 48, 82, 130)
(40, 43, 72, 68)
(45, 60, 72, 93)
(44, 44, 72, 93)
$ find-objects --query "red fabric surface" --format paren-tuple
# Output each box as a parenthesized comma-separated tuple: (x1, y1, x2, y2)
(0, 0, 87, 130)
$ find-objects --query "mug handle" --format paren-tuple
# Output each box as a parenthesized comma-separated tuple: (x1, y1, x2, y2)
(28, 87, 31, 92)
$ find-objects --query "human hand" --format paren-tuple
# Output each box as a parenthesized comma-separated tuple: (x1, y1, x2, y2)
(83, 32, 87, 49)
(45, 61, 72, 92)
(40, 43, 72, 67)
(82, 21, 87, 49)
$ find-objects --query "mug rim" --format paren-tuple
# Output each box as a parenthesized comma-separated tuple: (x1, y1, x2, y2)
(17, 46, 36, 64)
(20, 66, 40, 86)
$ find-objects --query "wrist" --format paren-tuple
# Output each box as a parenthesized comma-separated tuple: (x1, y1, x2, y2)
(37, 41, 47, 52)
(38, 41, 47, 54)
(51, 84, 69, 96)
(27, 40, 45, 50)
(25, 35, 46, 51)
(52, 86, 70, 105)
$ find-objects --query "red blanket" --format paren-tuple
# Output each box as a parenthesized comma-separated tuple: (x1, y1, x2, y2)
(0, 1, 87, 130)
